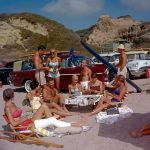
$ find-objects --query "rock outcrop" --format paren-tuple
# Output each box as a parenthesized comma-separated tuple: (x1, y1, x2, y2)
(85, 15, 140, 47)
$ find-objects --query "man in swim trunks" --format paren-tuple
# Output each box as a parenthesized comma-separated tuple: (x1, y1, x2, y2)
(34, 45, 48, 87)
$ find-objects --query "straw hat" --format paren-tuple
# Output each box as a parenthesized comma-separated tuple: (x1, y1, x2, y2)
(118, 44, 125, 50)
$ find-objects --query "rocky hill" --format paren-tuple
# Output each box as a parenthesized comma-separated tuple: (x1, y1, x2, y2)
(77, 15, 150, 50)
(0, 13, 84, 60)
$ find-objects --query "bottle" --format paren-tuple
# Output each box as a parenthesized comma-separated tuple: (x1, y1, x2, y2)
(36, 128, 50, 136)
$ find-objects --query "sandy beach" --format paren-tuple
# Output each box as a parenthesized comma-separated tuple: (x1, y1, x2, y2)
(0, 78, 150, 150)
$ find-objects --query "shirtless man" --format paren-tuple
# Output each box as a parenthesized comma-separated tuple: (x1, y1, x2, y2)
(80, 60, 92, 82)
(115, 44, 127, 78)
(80, 60, 92, 91)
(34, 45, 48, 86)
(42, 77, 69, 113)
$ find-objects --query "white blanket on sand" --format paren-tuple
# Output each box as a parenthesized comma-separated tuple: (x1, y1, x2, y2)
(96, 105, 133, 124)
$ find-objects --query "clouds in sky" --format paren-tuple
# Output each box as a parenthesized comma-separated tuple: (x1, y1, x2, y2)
(121, 0, 150, 11)
(42, 0, 105, 16)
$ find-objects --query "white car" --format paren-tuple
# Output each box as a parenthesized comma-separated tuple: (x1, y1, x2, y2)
(92, 51, 150, 78)
(126, 51, 150, 78)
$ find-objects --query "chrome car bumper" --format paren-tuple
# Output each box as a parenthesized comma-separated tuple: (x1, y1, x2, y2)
(130, 69, 145, 77)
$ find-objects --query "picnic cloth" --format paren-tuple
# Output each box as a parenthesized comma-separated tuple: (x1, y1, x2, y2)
(96, 105, 133, 124)
(65, 95, 101, 106)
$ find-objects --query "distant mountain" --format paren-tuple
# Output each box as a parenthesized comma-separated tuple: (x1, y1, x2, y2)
(0, 12, 84, 60)
(77, 15, 150, 50)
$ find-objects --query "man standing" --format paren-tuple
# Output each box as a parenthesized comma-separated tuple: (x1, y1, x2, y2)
(34, 45, 47, 86)
(115, 44, 127, 77)
(80, 60, 92, 82)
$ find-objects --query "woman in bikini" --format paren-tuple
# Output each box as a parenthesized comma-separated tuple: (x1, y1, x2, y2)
(3, 88, 85, 132)
(47, 49, 61, 90)
(86, 75, 127, 116)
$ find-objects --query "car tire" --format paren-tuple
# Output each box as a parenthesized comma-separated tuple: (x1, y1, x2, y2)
(24, 79, 32, 92)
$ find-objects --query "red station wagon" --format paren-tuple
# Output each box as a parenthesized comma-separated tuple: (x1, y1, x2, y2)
(9, 54, 108, 92)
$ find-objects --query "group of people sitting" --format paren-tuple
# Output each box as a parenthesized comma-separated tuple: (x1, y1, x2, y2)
(3, 45, 149, 138)
(3, 58, 128, 137)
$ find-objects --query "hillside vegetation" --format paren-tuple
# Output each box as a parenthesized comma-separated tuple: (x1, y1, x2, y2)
(0, 12, 85, 60)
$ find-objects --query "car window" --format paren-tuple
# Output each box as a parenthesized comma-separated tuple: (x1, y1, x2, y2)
(93, 58, 100, 63)
(135, 54, 140, 60)
(139, 53, 146, 60)
(72, 56, 86, 66)
(86, 58, 94, 66)
(146, 52, 150, 60)
(66, 56, 93, 67)
(127, 54, 135, 60)
(22, 60, 34, 70)
(113, 54, 119, 60)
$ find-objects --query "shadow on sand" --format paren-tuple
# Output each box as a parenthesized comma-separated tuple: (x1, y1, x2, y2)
(98, 112, 150, 150)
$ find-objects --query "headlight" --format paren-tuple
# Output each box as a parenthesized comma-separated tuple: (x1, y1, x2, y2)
(133, 62, 138, 68)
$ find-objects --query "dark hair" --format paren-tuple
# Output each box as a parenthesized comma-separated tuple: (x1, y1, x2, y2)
(3, 88, 14, 102)
(30, 81, 39, 90)
(91, 73, 98, 78)
(37, 45, 46, 51)
(46, 77, 54, 82)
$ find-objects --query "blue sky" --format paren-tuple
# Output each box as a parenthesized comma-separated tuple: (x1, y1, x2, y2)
(0, 0, 149, 30)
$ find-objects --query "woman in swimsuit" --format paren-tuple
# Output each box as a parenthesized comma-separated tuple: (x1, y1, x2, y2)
(86, 75, 127, 116)
(47, 49, 61, 90)
(4, 88, 85, 131)
(68, 75, 81, 97)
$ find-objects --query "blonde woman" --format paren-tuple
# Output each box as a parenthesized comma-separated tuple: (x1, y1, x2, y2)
(47, 49, 61, 90)
(68, 75, 81, 97)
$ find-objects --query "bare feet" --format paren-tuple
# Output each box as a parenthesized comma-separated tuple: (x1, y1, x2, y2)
(129, 131, 142, 138)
